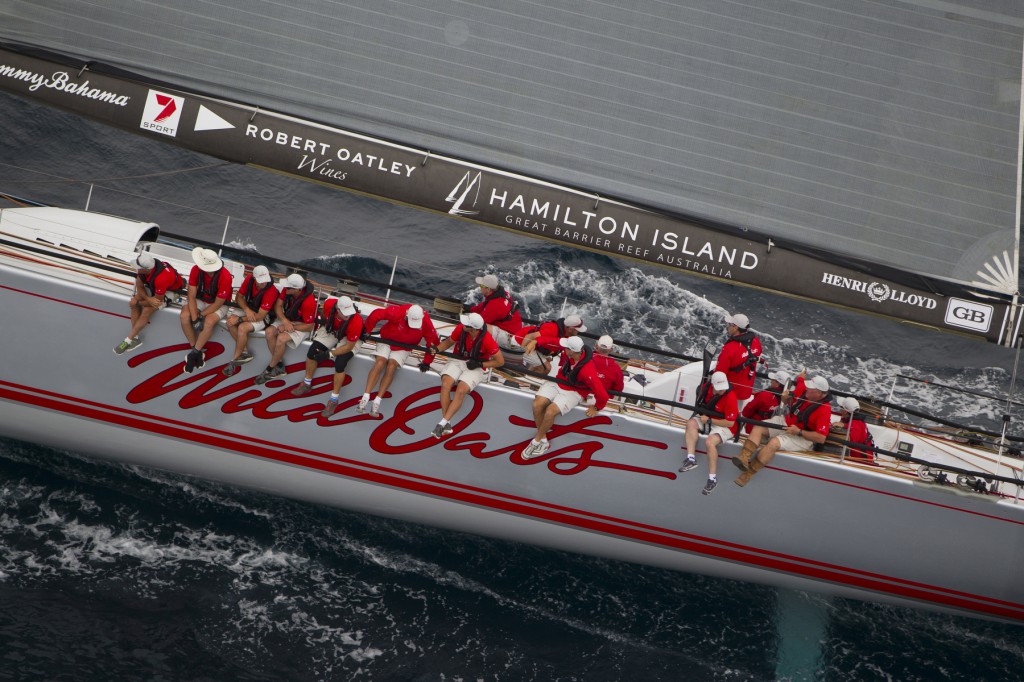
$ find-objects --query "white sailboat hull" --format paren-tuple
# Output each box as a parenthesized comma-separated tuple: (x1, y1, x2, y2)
(2, 245, 1023, 624)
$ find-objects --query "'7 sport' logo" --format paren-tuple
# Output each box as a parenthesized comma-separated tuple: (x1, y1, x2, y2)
(140, 89, 184, 137)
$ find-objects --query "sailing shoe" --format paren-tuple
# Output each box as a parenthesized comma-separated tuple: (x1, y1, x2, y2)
(268, 362, 286, 378)
(368, 401, 381, 417)
(702, 478, 718, 496)
(124, 337, 143, 353)
(442, 424, 454, 436)
(520, 440, 541, 459)
(113, 338, 132, 355)
(678, 457, 699, 473)
(733, 439, 758, 472)
(254, 367, 274, 385)
(236, 351, 255, 365)
(222, 361, 240, 377)
(526, 439, 551, 459)
(356, 397, 369, 414)
(431, 423, 445, 439)
(321, 400, 339, 417)
(183, 349, 204, 374)
(291, 382, 313, 397)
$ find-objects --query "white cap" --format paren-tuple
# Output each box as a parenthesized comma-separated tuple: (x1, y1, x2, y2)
(597, 334, 614, 349)
(284, 273, 305, 289)
(564, 314, 587, 332)
(725, 313, 749, 329)
(336, 295, 357, 317)
(191, 247, 222, 273)
(459, 312, 485, 329)
(475, 274, 499, 290)
(135, 252, 155, 270)
(839, 396, 860, 413)
(711, 371, 729, 391)
(406, 304, 424, 328)
(768, 370, 790, 385)
(806, 376, 830, 392)
(252, 265, 272, 284)
(560, 336, 585, 353)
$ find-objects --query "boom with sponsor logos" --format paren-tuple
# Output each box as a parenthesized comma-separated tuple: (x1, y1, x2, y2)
(0, 44, 1016, 344)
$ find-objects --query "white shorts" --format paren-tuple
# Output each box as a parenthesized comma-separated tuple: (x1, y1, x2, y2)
(226, 308, 267, 332)
(270, 319, 309, 349)
(441, 358, 487, 391)
(537, 381, 583, 416)
(374, 342, 411, 366)
(197, 300, 228, 320)
(705, 425, 735, 444)
(492, 327, 518, 349)
(312, 326, 341, 349)
(764, 414, 814, 452)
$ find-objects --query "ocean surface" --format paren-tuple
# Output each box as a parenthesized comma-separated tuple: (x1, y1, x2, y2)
(1, 90, 1023, 680)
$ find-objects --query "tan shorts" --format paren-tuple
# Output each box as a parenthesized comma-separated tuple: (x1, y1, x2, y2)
(765, 414, 814, 452)
(312, 326, 341, 349)
(270, 319, 308, 349)
(374, 342, 411, 366)
(226, 308, 266, 332)
(441, 358, 487, 390)
(705, 424, 735, 444)
(197, 300, 228, 320)
(537, 381, 582, 416)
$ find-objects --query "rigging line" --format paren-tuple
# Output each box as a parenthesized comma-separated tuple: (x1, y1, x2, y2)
(0, 160, 233, 182)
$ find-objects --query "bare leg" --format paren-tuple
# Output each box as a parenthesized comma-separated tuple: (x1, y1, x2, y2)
(363, 356, 387, 395)
(531, 396, 550, 426)
(194, 313, 219, 351)
(264, 326, 280, 359)
(331, 371, 348, 394)
(706, 434, 723, 476)
(534, 403, 562, 441)
(684, 418, 701, 458)
(231, 321, 255, 361)
(439, 375, 456, 415)
(376, 359, 401, 398)
(443, 382, 472, 422)
(269, 334, 289, 366)
(128, 303, 159, 339)
(179, 307, 197, 346)
(303, 357, 318, 381)
(756, 438, 783, 467)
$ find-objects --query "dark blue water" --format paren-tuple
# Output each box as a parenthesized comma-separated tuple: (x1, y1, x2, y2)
(1, 91, 1022, 680)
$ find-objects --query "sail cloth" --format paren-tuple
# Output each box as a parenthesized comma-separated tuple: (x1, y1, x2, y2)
(0, 1, 1022, 340)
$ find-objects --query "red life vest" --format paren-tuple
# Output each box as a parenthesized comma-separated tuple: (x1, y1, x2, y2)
(195, 267, 225, 303)
(281, 282, 315, 322)
(240, 276, 275, 311)
(322, 298, 363, 337)
(138, 259, 181, 297)
(454, 328, 487, 361)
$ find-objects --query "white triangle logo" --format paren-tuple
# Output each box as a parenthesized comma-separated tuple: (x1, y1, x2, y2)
(194, 105, 235, 132)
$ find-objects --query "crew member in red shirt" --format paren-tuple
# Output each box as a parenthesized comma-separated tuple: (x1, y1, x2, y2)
(714, 313, 762, 404)
(834, 396, 874, 462)
(359, 303, 440, 417)
(740, 370, 789, 434)
(255, 273, 317, 384)
(289, 295, 364, 417)
(521, 336, 609, 460)
(115, 252, 183, 355)
(429, 312, 505, 438)
(179, 247, 233, 374)
(470, 273, 523, 337)
(517, 314, 587, 372)
(734, 374, 833, 487)
(591, 335, 624, 394)
(678, 371, 739, 496)
(223, 265, 279, 375)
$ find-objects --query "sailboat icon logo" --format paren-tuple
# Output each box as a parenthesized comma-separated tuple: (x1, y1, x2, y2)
(446, 171, 482, 215)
